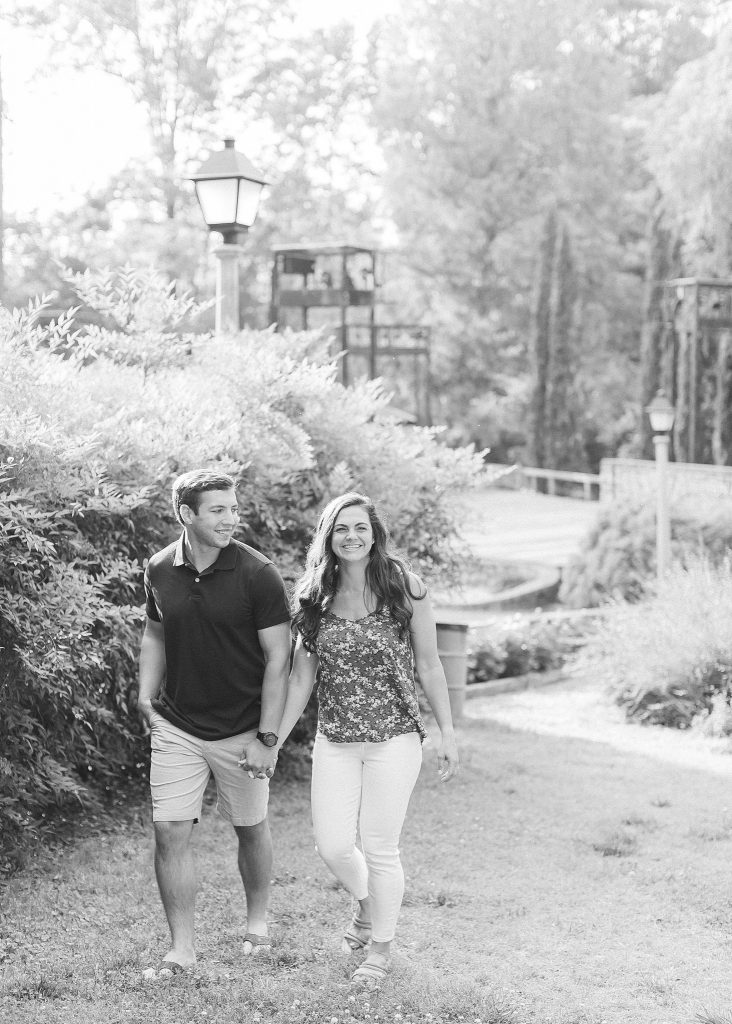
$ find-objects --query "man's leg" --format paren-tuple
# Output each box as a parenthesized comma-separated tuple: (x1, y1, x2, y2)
(149, 713, 210, 971)
(207, 729, 273, 953)
(153, 819, 198, 968)
(234, 818, 273, 950)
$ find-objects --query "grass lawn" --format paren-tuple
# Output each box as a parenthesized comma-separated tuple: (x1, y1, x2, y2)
(3, 710, 732, 1024)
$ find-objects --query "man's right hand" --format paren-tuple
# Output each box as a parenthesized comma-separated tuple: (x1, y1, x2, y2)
(138, 699, 156, 728)
(238, 738, 278, 780)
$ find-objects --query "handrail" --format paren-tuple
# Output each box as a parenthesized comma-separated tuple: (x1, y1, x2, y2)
(505, 465, 601, 500)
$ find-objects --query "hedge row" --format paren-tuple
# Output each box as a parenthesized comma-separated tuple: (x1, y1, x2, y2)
(0, 268, 483, 871)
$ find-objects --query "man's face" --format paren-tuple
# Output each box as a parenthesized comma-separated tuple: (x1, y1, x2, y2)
(182, 489, 239, 550)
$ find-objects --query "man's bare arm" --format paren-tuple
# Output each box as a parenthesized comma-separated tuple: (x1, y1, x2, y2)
(138, 618, 166, 726)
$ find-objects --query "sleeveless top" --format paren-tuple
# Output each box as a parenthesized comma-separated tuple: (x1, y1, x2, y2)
(313, 606, 427, 743)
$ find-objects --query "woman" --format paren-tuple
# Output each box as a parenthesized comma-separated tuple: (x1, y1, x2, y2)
(276, 492, 459, 986)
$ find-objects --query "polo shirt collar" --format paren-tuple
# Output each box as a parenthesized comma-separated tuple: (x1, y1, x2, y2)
(173, 532, 238, 572)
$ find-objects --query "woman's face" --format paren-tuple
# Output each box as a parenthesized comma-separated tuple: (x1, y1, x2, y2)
(330, 505, 374, 565)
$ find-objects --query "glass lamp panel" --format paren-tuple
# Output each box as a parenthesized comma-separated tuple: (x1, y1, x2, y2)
(195, 178, 238, 226)
(235, 179, 264, 227)
(649, 408, 675, 433)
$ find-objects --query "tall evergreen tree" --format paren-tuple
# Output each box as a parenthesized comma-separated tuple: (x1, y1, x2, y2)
(546, 223, 583, 470)
(531, 208, 557, 468)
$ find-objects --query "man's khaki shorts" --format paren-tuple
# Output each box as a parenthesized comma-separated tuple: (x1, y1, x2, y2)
(149, 711, 269, 826)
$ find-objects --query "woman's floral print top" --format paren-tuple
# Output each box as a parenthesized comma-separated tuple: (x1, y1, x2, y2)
(314, 607, 426, 743)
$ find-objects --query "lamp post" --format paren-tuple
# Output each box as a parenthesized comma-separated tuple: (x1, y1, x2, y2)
(645, 389, 676, 579)
(189, 138, 268, 335)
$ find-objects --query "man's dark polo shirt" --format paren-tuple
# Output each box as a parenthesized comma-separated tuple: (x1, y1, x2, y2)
(144, 534, 291, 741)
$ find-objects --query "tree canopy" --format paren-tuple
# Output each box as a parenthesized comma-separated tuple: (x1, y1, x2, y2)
(1, 0, 728, 466)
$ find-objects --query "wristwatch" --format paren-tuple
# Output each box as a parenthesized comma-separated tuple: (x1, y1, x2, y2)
(256, 730, 278, 747)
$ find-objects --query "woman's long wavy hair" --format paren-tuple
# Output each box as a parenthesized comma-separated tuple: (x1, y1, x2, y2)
(292, 492, 423, 653)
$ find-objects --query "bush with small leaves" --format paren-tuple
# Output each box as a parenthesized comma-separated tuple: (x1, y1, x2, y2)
(578, 559, 732, 730)
(560, 501, 732, 608)
(467, 613, 592, 684)
(0, 269, 483, 869)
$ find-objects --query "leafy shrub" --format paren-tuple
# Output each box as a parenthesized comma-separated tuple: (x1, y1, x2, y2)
(578, 559, 732, 731)
(467, 613, 593, 683)
(560, 501, 732, 608)
(0, 269, 483, 870)
(0, 443, 149, 871)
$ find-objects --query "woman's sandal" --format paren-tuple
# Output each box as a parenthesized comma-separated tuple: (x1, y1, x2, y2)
(341, 914, 372, 953)
(351, 952, 390, 987)
(243, 932, 272, 957)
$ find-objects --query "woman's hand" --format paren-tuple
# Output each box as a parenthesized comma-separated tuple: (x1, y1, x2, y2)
(437, 730, 460, 782)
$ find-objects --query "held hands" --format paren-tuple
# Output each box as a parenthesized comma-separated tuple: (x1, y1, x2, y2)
(238, 738, 278, 781)
(437, 731, 460, 782)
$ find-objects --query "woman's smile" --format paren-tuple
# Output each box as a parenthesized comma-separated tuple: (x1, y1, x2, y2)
(331, 506, 374, 559)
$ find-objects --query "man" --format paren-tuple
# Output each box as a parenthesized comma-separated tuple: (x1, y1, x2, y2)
(138, 469, 291, 978)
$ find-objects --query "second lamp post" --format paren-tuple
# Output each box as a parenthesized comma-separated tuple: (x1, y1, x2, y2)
(646, 389, 676, 579)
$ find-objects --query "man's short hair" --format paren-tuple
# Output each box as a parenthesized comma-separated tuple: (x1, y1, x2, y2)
(172, 470, 236, 524)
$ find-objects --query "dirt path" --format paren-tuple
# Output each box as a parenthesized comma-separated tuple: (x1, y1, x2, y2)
(466, 669, 732, 777)
(457, 487, 599, 569)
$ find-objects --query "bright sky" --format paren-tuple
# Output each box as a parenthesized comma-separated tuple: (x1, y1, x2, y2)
(0, 0, 395, 217)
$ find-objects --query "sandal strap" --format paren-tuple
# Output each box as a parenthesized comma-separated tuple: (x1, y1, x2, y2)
(352, 957, 389, 983)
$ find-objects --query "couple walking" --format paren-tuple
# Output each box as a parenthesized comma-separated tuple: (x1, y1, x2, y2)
(138, 469, 459, 986)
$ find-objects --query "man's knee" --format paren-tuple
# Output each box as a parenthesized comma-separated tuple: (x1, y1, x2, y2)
(154, 819, 195, 856)
(234, 816, 269, 848)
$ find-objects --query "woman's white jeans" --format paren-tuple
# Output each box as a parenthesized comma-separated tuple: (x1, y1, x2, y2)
(311, 731, 423, 943)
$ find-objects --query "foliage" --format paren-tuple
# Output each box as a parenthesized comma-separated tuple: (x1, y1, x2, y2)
(646, 19, 732, 272)
(249, 20, 382, 244)
(578, 560, 732, 732)
(0, 269, 483, 871)
(5, 0, 297, 217)
(2, 0, 726, 467)
(559, 501, 732, 609)
(374, 0, 644, 460)
(467, 613, 592, 684)
(2, 3, 380, 308)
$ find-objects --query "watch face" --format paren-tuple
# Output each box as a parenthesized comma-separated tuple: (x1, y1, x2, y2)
(258, 731, 278, 747)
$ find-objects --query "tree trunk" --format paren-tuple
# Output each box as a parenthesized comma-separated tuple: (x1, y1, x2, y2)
(530, 207, 558, 469)
(639, 191, 677, 459)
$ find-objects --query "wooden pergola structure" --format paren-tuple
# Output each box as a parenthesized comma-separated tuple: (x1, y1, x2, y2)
(269, 243, 431, 424)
